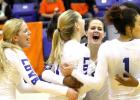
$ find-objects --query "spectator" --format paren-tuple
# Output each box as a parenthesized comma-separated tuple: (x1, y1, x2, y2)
(42, 13, 60, 61)
(39, 0, 65, 21)
(0, 0, 12, 24)
(46, 13, 60, 40)
(64, 0, 99, 18)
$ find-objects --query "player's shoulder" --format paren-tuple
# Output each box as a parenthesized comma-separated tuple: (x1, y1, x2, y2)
(4, 48, 27, 60)
(103, 39, 117, 44)
(5, 48, 20, 56)
(63, 40, 90, 57)
(64, 40, 81, 48)
(80, 44, 90, 56)
(132, 39, 140, 44)
(127, 39, 140, 49)
(99, 40, 111, 49)
(100, 39, 119, 47)
(64, 40, 89, 52)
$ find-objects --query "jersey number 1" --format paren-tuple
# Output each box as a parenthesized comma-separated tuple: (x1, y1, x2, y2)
(123, 57, 129, 73)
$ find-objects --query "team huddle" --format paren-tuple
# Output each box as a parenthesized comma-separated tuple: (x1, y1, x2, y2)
(0, 1, 140, 100)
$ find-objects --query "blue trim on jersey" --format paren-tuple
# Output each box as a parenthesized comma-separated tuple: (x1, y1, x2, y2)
(55, 65, 59, 75)
(21, 59, 39, 85)
(44, 64, 52, 70)
(83, 57, 90, 75)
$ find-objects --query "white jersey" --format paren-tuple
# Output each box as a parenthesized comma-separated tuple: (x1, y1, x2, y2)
(72, 39, 140, 100)
(83, 43, 108, 100)
(43, 39, 96, 100)
(0, 48, 68, 100)
(62, 40, 92, 75)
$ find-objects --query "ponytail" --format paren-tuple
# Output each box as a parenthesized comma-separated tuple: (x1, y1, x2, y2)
(47, 29, 64, 65)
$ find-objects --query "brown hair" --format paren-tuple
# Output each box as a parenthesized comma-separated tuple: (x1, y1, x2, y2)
(105, 5, 138, 35)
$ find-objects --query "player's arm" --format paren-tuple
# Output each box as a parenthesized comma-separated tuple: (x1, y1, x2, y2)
(115, 72, 139, 87)
(137, 79, 140, 88)
(61, 44, 104, 92)
(17, 79, 38, 93)
(71, 43, 108, 92)
(42, 64, 64, 85)
(4, 49, 69, 96)
(72, 43, 108, 92)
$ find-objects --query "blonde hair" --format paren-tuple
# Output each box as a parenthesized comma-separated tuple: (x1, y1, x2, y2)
(47, 30, 58, 64)
(3, 18, 24, 43)
(47, 10, 80, 64)
(0, 18, 24, 74)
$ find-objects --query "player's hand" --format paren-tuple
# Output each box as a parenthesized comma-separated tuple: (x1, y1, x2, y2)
(63, 76, 83, 91)
(66, 88, 78, 100)
(115, 72, 139, 87)
(60, 63, 73, 77)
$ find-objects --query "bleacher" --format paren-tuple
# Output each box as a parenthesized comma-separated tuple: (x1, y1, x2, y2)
(12, 3, 37, 22)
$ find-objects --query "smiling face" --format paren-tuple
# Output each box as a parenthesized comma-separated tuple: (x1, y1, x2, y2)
(11, 22, 31, 48)
(16, 22, 31, 48)
(87, 19, 105, 44)
(3, 19, 31, 48)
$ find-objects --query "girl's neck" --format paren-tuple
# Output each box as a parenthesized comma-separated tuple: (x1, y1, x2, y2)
(87, 43, 101, 61)
(72, 32, 81, 42)
(118, 34, 133, 42)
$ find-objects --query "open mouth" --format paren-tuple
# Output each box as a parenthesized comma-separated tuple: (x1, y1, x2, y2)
(92, 36, 100, 40)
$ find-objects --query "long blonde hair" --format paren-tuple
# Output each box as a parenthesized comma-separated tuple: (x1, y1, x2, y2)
(47, 10, 80, 64)
(0, 18, 24, 73)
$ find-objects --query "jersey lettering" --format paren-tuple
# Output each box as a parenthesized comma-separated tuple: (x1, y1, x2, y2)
(21, 59, 39, 85)
(123, 57, 129, 77)
(28, 71, 37, 78)
(55, 65, 59, 75)
(31, 77, 39, 85)
(24, 65, 32, 71)
(83, 57, 90, 75)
